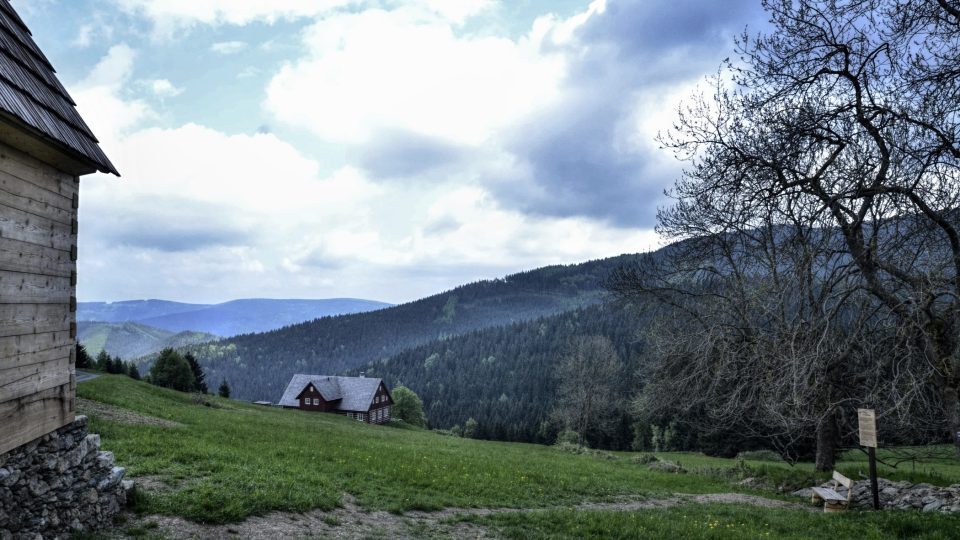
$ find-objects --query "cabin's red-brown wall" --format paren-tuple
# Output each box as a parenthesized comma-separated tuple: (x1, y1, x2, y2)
(297, 385, 339, 412)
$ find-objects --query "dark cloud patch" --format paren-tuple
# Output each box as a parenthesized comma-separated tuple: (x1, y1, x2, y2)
(83, 196, 252, 252)
(490, 0, 766, 227)
(356, 129, 466, 178)
(576, 0, 759, 60)
(423, 215, 462, 236)
(296, 249, 348, 271)
(106, 226, 249, 252)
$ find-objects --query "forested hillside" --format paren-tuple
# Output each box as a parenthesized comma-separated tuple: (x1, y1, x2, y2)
(78, 321, 218, 359)
(176, 254, 646, 403)
(353, 301, 649, 449)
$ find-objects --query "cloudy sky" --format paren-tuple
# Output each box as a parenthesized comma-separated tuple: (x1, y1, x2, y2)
(19, 0, 766, 304)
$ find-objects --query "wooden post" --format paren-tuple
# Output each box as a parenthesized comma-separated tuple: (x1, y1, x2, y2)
(858, 409, 880, 511)
(867, 447, 880, 510)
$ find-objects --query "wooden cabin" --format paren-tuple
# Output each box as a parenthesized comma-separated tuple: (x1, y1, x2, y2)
(0, 0, 118, 456)
(279, 374, 393, 424)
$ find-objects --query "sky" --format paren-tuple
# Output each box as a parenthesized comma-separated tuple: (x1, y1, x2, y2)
(17, 0, 768, 304)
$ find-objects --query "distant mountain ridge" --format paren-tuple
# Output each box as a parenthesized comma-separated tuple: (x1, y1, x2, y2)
(78, 298, 393, 337)
(78, 321, 218, 359)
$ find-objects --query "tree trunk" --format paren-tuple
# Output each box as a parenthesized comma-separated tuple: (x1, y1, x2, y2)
(942, 385, 960, 455)
(815, 412, 839, 472)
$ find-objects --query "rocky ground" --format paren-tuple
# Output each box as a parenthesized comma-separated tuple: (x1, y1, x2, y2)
(794, 478, 960, 513)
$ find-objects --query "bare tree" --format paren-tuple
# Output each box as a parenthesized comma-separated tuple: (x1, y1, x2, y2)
(622, 0, 960, 452)
(552, 335, 624, 447)
(613, 198, 939, 469)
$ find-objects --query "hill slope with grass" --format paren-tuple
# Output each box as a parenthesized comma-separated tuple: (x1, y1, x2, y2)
(78, 375, 960, 538)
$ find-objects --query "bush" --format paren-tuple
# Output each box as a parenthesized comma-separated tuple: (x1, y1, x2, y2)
(149, 348, 196, 392)
(555, 429, 579, 446)
(631, 453, 659, 465)
(554, 442, 618, 460)
(648, 460, 686, 474)
(737, 450, 784, 463)
(391, 386, 427, 427)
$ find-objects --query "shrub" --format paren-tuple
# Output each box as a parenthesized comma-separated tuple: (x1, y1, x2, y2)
(555, 429, 579, 446)
(648, 460, 686, 474)
(149, 349, 196, 392)
(392, 386, 427, 427)
(736, 450, 784, 463)
(631, 453, 659, 465)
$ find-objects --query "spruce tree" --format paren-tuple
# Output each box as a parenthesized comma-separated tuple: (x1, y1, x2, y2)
(95, 350, 110, 372)
(184, 353, 208, 394)
(218, 379, 231, 399)
(75, 343, 93, 369)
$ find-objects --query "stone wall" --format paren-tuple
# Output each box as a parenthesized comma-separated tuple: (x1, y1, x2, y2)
(0, 416, 127, 539)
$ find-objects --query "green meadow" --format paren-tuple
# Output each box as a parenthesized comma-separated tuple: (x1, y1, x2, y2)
(79, 375, 960, 537)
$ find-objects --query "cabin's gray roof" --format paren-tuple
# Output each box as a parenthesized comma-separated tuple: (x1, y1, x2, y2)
(0, 1, 118, 175)
(279, 374, 385, 412)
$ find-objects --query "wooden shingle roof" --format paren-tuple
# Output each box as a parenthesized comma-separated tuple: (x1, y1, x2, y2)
(0, 0, 118, 175)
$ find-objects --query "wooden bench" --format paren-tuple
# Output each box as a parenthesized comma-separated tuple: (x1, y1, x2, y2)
(810, 471, 854, 512)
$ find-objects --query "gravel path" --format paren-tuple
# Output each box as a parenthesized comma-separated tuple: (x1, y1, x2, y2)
(108, 492, 812, 539)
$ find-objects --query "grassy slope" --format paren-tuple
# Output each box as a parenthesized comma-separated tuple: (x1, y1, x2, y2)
(79, 376, 960, 537)
(464, 505, 959, 539)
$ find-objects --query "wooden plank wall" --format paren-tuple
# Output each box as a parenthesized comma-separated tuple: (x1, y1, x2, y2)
(0, 138, 77, 456)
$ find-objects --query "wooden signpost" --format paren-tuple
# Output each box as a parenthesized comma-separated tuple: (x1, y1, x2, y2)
(858, 409, 880, 510)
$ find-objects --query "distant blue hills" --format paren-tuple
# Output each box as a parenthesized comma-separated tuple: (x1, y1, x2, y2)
(78, 298, 393, 337)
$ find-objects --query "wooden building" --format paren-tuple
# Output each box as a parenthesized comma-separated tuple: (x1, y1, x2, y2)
(0, 0, 118, 456)
(279, 374, 393, 424)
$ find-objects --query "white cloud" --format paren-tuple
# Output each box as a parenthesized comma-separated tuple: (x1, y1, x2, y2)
(148, 78, 184, 98)
(265, 9, 567, 145)
(71, 45, 152, 148)
(69, 2, 679, 303)
(77, 120, 657, 302)
(211, 41, 247, 55)
(112, 0, 495, 39)
(237, 67, 261, 79)
(74, 24, 94, 47)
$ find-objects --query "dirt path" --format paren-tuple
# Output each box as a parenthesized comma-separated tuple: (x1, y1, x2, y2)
(77, 398, 183, 428)
(109, 492, 812, 539)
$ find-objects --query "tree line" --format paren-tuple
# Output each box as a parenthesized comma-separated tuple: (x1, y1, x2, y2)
(80, 343, 231, 398)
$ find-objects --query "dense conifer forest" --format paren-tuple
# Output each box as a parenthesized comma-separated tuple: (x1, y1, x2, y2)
(163, 254, 649, 404)
(353, 302, 648, 449)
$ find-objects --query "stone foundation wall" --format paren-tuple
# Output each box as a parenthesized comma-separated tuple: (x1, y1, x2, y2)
(0, 416, 127, 539)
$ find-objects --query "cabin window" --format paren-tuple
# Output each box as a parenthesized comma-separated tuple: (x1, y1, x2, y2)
(313, 398, 319, 405)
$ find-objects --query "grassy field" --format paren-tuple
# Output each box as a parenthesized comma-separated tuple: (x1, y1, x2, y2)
(459, 504, 960, 539)
(79, 375, 960, 537)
